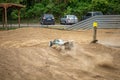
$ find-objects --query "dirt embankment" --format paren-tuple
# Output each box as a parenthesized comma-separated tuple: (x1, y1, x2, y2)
(0, 27, 120, 80)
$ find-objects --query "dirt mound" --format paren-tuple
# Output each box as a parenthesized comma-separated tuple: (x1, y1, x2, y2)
(0, 27, 120, 80)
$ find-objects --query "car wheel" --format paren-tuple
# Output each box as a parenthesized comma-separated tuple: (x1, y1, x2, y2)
(64, 21, 67, 25)
(60, 22, 63, 25)
(53, 23, 55, 25)
(41, 22, 44, 25)
(49, 41, 53, 47)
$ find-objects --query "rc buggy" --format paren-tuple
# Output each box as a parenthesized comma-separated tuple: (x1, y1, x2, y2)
(49, 39, 73, 50)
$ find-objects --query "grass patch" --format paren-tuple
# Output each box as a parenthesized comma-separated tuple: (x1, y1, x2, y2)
(0, 27, 18, 31)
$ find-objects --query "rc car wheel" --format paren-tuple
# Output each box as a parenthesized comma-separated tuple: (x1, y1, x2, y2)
(49, 41, 53, 47)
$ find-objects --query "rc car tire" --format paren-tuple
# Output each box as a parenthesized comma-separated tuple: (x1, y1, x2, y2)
(49, 41, 53, 47)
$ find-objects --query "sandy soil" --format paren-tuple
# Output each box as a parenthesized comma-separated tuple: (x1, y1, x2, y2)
(0, 27, 120, 80)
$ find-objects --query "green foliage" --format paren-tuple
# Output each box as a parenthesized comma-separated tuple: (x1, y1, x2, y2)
(75, 2, 92, 16)
(92, 0, 109, 13)
(11, 10, 18, 19)
(109, 3, 120, 14)
(32, 3, 45, 17)
(64, 6, 72, 15)
(0, 0, 120, 22)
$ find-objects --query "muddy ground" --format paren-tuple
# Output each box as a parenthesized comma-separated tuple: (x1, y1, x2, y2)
(0, 27, 120, 80)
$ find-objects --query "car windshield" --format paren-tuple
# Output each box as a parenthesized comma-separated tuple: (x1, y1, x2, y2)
(86, 13, 92, 16)
(44, 14, 54, 18)
(93, 12, 103, 16)
(68, 15, 75, 18)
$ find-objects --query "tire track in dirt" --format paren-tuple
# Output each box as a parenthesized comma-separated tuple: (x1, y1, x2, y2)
(0, 28, 120, 80)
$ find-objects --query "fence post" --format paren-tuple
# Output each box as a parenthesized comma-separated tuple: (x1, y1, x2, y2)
(91, 21, 98, 43)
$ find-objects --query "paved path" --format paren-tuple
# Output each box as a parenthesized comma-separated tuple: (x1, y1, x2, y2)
(0, 24, 67, 27)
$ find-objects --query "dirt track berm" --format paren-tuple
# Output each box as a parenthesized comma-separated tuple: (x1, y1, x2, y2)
(49, 39, 74, 50)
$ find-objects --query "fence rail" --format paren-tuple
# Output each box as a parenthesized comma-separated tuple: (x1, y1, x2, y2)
(65, 15, 120, 30)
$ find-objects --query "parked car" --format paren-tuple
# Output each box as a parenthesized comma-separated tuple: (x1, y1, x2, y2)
(60, 15, 78, 25)
(82, 11, 103, 20)
(40, 14, 55, 25)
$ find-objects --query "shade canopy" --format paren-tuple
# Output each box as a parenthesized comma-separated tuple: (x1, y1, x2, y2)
(0, 3, 25, 8)
(0, 3, 25, 29)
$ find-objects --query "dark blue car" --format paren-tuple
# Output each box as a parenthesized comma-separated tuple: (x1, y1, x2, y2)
(40, 14, 55, 25)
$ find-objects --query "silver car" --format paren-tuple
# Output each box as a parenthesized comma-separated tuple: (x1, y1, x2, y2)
(60, 15, 78, 25)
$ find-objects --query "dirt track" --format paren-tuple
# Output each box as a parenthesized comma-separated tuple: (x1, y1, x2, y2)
(0, 27, 120, 80)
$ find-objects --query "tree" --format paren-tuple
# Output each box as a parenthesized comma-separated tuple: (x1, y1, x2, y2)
(0, 0, 120, 22)
(92, 0, 109, 14)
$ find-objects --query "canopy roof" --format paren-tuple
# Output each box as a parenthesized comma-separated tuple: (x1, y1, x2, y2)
(0, 3, 25, 9)
(0, 3, 25, 29)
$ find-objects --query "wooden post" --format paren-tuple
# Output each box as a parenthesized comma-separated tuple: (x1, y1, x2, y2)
(91, 21, 98, 43)
(18, 8, 20, 28)
(2, 8, 5, 28)
(4, 7, 7, 30)
(93, 27, 97, 41)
